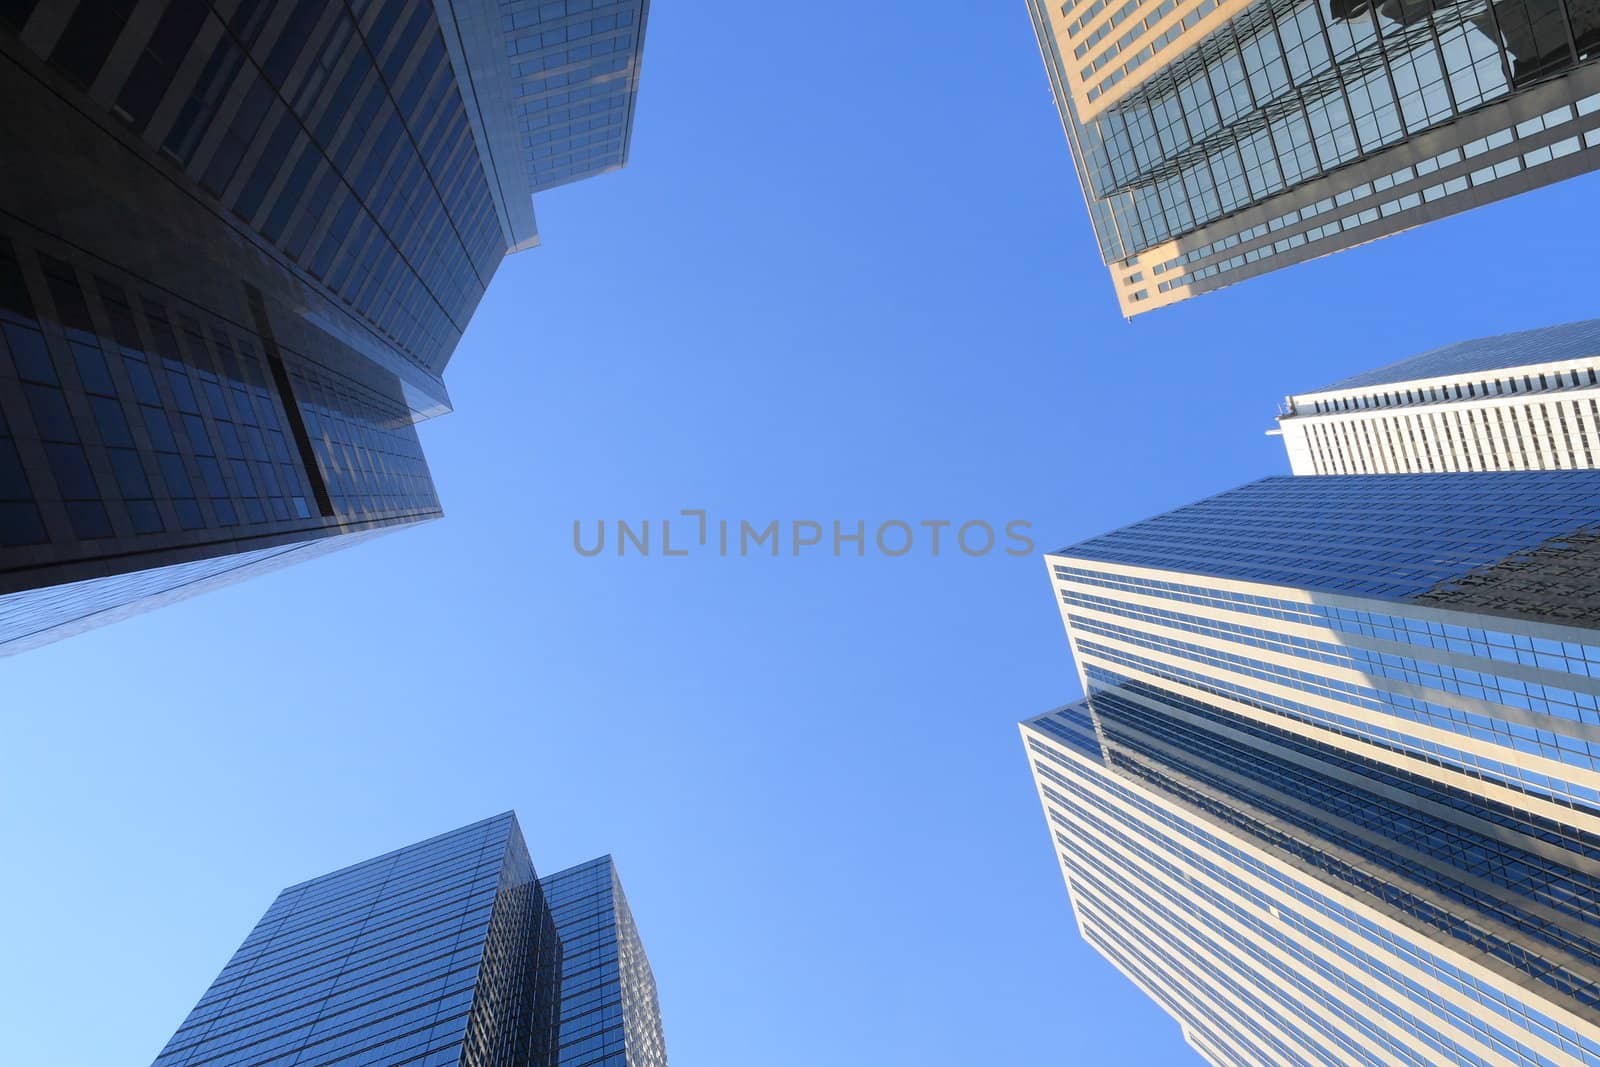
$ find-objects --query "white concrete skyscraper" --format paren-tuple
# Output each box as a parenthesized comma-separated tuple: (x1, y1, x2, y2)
(1275, 318, 1600, 474)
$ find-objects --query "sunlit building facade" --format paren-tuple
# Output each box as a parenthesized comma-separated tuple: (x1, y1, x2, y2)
(542, 857, 670, 1067)
(0, 0, 647, 653)
(1025, 0, 1600, 315)
(1023, 473, 1600, 1064)
(151, 813, 669, 1067)
(1275, 317, 1600, 473)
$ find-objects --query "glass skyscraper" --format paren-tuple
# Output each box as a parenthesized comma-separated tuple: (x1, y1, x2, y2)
(150, 812, 668, 1067)
(541, 857, 669, 1067)
(0, 0, 648, 654)
(1026, 0, 1600, 315)
(1023, 473, 1600, 1064)
(1274, 317, 1600, 473)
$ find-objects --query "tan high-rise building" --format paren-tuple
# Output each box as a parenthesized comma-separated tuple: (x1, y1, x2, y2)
(1025, 0, 1600, 316)
(1022, 473, 1600, 1065)
(1275, 317, 1600, 473)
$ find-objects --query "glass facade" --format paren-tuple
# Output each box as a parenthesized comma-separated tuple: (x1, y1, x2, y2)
(152, 815, 669, 1067)
(0, 214, 444, 655)
(1026, 0, 1600, 313)
(1024, 705, 1600, 1067)
(1024, 472, 1600, 1063)
(0, 533, 347, 655)
(23, 0, 507, 377)
(0, 0, 647, 654)
(541, 858, 669, 1067)
(150, 813, 563, 1067)
(501, 0, 650, 192)
(1061, 470, 1600, 603)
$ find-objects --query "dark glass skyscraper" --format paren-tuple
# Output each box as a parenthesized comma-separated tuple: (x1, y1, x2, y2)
(0, 0, 648, 654)
(1023, 473, 1600, 1064)
(151, 813, 668, 1067)
(541, 857, 669, 1067)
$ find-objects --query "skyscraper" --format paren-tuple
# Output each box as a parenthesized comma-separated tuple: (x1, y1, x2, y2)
(1274, 317, 1600, 473)
(541, 857, 669, 1067)
(150, 812, 669, 1067)
(0, 0, 648, 654)
(1023, 473, 1600, 1064)
(1025, 0, 1600, 315)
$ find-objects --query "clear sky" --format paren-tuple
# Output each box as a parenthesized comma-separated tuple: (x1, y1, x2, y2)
(2, 4, 1598, 1066)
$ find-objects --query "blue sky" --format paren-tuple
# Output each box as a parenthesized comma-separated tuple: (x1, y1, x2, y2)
(3, 4, 1599, 1066)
